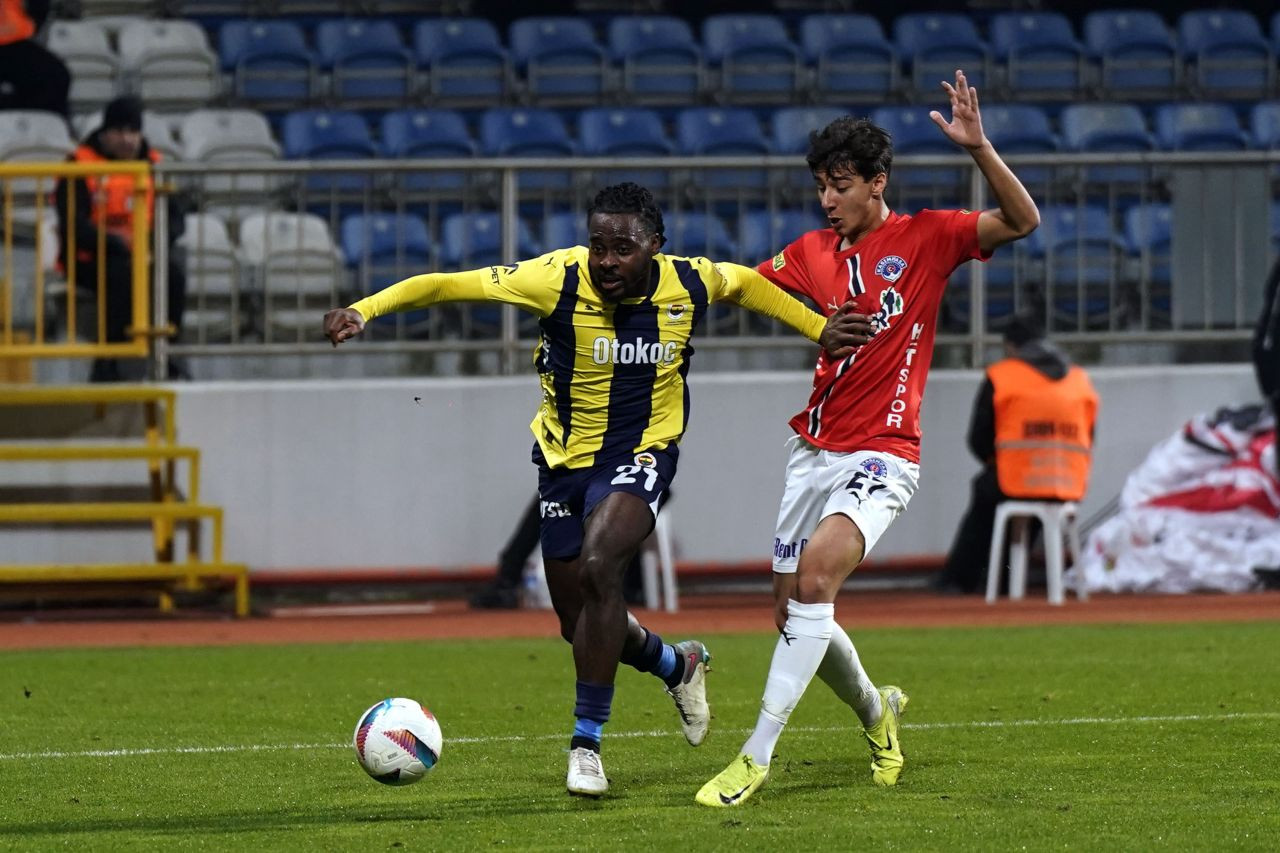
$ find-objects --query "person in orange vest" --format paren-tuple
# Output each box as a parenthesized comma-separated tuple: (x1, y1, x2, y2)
(0, 0, 69, 117)
(932, 313, 1099, 594)
(54, 96, 187, 381)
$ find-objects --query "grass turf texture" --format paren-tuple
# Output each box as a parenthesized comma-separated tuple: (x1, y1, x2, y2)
(2, 621, 1278, 851)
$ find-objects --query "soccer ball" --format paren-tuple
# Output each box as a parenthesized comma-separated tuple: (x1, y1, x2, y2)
(353, 697, 442, 786)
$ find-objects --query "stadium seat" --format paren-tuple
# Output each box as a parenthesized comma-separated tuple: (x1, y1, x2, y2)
(578, 107, 673, 189)
(218, 20, 315, 103)
(675, 107, 772, 192)
(1082, 10, 1179, 98)
(662, 211, 736, 259)
(1177, 10, 1274, 97)
(737, 208, 823, 263)
(702, 14, 802, 104)
(281, 110, 379, 198)
(314, 19, 413, 103)
(989, 12, 1088, 99)
(439, 211, 539, 335)
(979, 104, 1058, 187)
(479, 107, 575, 192)
(380, 109, 474, 193)
(770, 106, 845, 155)
(1029, 204, 1127, 327)
(1153, 103, 1249, 151)
(117, 19, 220, 107)
(541, 210, 581, 250)
(509, 17, 609, 105)
(1250, 101, 1280, 148)
(1059, 102, 1155, 185)
(238, 211, 343, 342)
(800, 14, 898, 103)
(0, 110, 75, 163)
(1122, 201, 1172, 321)
(45, 20, 119, 109)
(607, 16, 703, 104)
(340, 211, 434, 338)
(412, 18, 511, 104)
(177, 211, 244, 342)
(870, 106, 964, 191)
(179, 108, 281, 199)
(892, 13, 991, 97)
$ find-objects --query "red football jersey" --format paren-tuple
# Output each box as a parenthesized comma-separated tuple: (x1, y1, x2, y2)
(757, 209, 989, 463)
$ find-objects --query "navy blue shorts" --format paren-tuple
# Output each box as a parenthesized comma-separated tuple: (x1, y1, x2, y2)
(532, 443, 679, 561)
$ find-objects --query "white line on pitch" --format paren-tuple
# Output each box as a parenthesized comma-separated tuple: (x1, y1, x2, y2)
(1, 711, 1276, 762)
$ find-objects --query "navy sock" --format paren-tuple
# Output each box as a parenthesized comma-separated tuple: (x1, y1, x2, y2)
(572, 681, 614, 750)
(622, 628, 684, 688)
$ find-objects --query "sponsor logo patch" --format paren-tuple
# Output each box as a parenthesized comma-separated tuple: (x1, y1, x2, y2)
(772, 252, 786, 271)
(861, 456, 888, 477)
(874, 255, 907, 282)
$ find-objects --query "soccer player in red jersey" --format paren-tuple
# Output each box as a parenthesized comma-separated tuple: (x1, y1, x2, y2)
(697, 69, 1041, 807)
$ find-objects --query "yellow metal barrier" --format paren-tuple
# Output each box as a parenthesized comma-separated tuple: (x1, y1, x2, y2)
(0, 160, 155, 359)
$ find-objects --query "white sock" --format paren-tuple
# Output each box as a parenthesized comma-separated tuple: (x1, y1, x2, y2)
(742, 599, 834, 766)
(816, 627, 882, 728)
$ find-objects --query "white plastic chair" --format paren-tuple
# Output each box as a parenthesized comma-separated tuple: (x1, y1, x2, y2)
(641, 510, 678, 613)
(985, 500, 1085, 606)
(117, 20, 221, 106)
(46, 20, 119, 109)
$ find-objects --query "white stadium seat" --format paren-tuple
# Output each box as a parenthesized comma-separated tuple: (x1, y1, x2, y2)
(46, 20, 120, 110)
(239, 211, 343, 340)
(117, 20, 221, 107)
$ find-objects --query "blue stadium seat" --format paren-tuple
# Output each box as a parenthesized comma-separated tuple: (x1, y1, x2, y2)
(509, 17, 608, 105)
(608, 16, 702, 104)
(799, 14, 898, 102)
(1029, 204, 1127, 327)
(702, 14, 802, 104)
(412, 18, 510, 103)
(218, 20, 314, 102)
(1153, 103, 1249, 151)
(675, 107, 772, 191)
(1123, 202, 1172, 318)
(439, 211, 540, 334)
(870, 106, 964, 190)
(380, 109, 474, 193)
(341, 211, 432, 268)
(1059, 102, 1155, 184)
(737, 208, 823, 262)
(662, 211, 736, 259)
(578, 106, 673, 190)
(989, 12, 1087, 99)
(315, 19, 411, 103)
(892, 13, 991, 97)
(1083, 10, 1179, 98)
(1177, 10, 1273, 96)
(282, 109, 378, 197)
(480, 108, 575, 192)
(1251, 101, 1280, 148)
(541, 211, 581, 250)
(979, 104, 1058, 186)
(770, 106, 845, 155)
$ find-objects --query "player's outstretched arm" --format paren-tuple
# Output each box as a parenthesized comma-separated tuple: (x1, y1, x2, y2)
(929, 68, 1039, 253)
(715, 263, 872, 356)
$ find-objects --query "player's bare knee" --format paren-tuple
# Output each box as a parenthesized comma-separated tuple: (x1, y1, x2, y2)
(577, 552, 624, 603)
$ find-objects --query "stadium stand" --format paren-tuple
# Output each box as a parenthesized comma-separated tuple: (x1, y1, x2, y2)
(800, 14, 898, 104)
(701, 14, 802, 105)
(1122, 201, 1173, 321)
(379, 108, 473, 193)
(607, 15, 703, 105)
(1153, 102, 1249, 151)
(1177, 9, 1274, 99)
(1059, 101, 1156, 186)
(674, 106, 771, 194)
(478, 107, 575, 192)
(238, 211, 343, 341)
(411, 18, 511, 106)
(508, 16, 609, 106)
(1252, 101, 1280, 148)
(1029, 204, 1129, 328)
(117, 19, 221, 108)
(218, 20, 315, 104)
(870, 105, 965, 194)
(979, 104, 1059, 187)
(577, 106, 672, 189)
(178, 211, 243, 342)
(45, 19, 119, 110)
(893, 12, 991, 99)
(737, 208, 823, 263)
(340, 211, 433, 337)
(989, 11, 1088, 100)
(314, 18, 413, 104)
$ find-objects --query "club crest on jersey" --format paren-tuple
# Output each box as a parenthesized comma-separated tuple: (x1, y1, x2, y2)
(874, 255, 907, 282)
(772, 252, 786, 271)
(635, 452, 657, 468)
(861, 457, 888, 477)
(666, 303, 687, 321)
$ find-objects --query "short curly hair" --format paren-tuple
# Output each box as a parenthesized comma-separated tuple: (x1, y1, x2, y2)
(587, 182, 666, 247)
(806, 116, 893, 182)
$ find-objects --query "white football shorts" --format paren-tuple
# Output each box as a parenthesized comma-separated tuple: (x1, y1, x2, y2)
(771, 435, 920, 574)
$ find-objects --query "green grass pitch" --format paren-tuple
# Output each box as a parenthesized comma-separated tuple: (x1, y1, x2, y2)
(2, 620, 1278, 851)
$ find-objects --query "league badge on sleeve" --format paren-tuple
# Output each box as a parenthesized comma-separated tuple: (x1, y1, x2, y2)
(874, 256, 907, 282)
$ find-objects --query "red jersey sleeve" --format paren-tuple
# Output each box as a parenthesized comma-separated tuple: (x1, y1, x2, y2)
(913, 208, 991, 278)
(755, 232, 820, 305)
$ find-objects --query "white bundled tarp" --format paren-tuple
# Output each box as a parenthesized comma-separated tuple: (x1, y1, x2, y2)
(1072, 405, 1280, 593)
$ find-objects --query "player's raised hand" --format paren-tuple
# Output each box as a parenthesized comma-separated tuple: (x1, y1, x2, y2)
(929, 69, 988, 151)
(323, 307, 365, 347)
(820, 301, 874, 359)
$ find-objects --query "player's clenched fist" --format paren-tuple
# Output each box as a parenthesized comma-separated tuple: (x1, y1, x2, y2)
(324, 307, 365, 347)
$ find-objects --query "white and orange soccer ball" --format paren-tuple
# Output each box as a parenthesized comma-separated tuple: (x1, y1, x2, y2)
(353, 697, 442, 786)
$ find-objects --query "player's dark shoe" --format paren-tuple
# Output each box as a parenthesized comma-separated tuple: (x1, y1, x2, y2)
(468, 585, 519, 610)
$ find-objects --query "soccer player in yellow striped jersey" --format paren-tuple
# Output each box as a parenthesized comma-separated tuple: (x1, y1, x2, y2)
(325, 183, 870, 798)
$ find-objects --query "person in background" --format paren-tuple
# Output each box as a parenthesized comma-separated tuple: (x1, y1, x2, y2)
(55, 95, 188, 381)
(0, 0, 69, 118)
(932, 314, 1099, 595)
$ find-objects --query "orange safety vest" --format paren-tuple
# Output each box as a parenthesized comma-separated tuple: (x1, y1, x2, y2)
(69, 144, 161, 259)
(0, 0, 35, 45)
(989, 358, 1099, 501)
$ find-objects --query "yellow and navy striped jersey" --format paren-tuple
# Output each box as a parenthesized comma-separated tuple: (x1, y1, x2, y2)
(348, 246, 826, 469)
